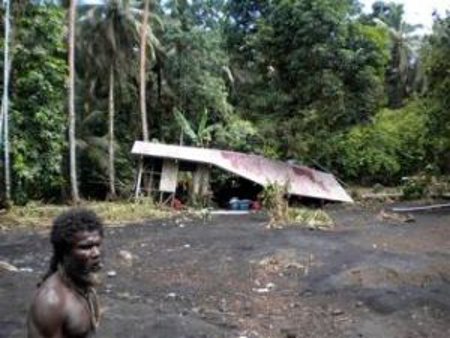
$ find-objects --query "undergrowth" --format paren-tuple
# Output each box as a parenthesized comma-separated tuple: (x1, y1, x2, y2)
(0, 199, 170, 230)
(260, 182, 334, 230)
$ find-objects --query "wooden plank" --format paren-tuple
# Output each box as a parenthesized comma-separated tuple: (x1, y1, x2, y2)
(159, 159, 179, 192)
(392, 203, 450, 213)
(362, 193, 403, 199)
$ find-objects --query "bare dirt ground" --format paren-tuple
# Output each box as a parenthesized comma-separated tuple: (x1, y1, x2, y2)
(1, 203, 450, 338)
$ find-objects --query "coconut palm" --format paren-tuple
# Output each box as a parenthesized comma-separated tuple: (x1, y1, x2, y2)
(1, 0, 12, 204)
(140, 0, 150, 142)
(79, 0, 141, 199)
(372, 1, 422, 107)
(68, 0, 80, 203)
(79, 0, 163, 198)
(137, 0, 164, 141)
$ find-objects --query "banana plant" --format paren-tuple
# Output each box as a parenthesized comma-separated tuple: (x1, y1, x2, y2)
(174, 107, 220, 147)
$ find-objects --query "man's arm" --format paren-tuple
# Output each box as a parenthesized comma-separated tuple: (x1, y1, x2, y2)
(27, 287, 65, 338)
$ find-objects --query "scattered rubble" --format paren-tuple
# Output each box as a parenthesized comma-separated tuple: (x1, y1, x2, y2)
(107, 270, 117, 277)
(19, 267, 33, 273)
(118, 250, 134, 266)
(252, 282, 276, 294)
(254, 250, 315, 277)
(0, 261, 19, 272)
(331, 308, 344, 316)
(166, 292, 177, 299)
(377, 209, 415, 223)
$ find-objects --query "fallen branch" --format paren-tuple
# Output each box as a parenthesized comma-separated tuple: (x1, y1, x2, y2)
(362, 192, 403, 200)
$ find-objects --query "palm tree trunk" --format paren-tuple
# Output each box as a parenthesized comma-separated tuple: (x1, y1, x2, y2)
(108, 66, 116, 199)
(140, 0, 150, 142)
(136, 0, 150, 199)
(0, 58, 12, 138)
(2, 0, 12, 204)
(68, 0, 79, 203)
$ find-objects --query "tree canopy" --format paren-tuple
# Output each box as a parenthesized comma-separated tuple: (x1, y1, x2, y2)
(0, 0, 449, 203)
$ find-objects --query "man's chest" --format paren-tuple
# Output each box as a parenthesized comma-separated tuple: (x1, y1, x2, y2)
(64, 298, 96, 338)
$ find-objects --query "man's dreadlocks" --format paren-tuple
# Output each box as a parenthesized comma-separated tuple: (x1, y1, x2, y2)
(40, 208, 104, 284)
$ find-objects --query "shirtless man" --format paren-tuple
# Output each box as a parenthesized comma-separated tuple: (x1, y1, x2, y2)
(28, 208, 104, 338)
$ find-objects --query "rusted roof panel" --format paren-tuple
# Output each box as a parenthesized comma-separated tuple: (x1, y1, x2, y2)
(132, 141, 353, 203)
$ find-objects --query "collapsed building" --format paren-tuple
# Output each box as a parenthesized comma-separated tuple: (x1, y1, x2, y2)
(131, 141, 353, 206)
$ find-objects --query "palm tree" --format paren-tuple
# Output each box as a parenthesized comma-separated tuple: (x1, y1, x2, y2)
(2, 0, 11, 204)
(80, 0, 141, 199)
(79, 0, 163, 199)
(136, 0, 165, 197)
(76, 110, 111, 182)
(372, 2, 422, 107)
(68, 0, 80, 203)
(138, 0, 164, 140)
(140, 0, 150, 142)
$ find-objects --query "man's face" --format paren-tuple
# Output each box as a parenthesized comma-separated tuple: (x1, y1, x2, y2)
(65, 230, 103, 286)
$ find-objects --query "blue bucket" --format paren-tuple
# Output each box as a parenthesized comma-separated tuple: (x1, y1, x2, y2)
(239, 200, 251, 210)
(229, 197, 240, 210)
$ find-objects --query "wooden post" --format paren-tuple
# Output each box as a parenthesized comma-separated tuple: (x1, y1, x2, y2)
(134, 158, 144, 199)
(191, 165, 202, 199)
(191, 164, 210, 205)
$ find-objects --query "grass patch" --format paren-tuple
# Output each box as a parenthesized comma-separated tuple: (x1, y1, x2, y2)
(0, 199, 171, 230)
(259, 183, 334, 230)
(267, 207, 334, 230)
(288, 207, 334, 230)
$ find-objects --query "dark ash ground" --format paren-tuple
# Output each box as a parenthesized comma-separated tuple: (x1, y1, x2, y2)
(1, 204, 450, 338)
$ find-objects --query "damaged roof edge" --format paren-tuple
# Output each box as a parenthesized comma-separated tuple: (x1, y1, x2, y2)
(131, 141, 353, 203)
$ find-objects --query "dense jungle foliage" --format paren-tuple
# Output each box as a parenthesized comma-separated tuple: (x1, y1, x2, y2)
(0, 0, 449, 203)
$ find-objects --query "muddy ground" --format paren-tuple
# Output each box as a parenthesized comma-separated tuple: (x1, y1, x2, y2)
(1, 203, 450, 338)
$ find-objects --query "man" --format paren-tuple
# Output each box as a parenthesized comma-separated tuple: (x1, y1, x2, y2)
(28, 208, 104, 338)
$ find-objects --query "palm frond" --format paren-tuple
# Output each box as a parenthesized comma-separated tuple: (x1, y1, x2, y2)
(81, 110, 105, 127)
(198, 108, 208, 134)
(87, 146, 109, 174)
(76, 139, 89, 151)
(149, 12, 164, 29)
(86, 136, 109, 151)
(174, 108, 198, 143)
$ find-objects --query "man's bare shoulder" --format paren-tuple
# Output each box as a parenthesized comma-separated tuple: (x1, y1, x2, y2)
(28, 274, 68, 337)
(32, 274, 67, 310)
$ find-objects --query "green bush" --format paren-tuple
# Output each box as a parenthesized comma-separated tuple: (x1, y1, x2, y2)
(8, 5, 67, 203)
(402, 177, 427, 200)
(402, 166, 450, 200)
(337, 101, 428, 184)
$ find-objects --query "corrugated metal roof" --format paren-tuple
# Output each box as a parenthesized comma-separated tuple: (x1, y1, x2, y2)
(132, 141, 353, 203)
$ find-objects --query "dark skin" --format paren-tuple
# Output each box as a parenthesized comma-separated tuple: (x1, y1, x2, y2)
(27, 231, 103, 338)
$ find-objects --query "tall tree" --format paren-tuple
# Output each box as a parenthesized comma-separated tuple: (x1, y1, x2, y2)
(423, 13, 450, 172)
(223, 0, 388, 164)
(133, 0, 164, 198)
(68, 0, 79, 203)
(80, 0, 140, 199)
(137, 0, 163, 140)
(2, 0, 12, 204)
(371, 1, 422, 107)
(140, 0, 150, 142)
(162, 0, 232, 137)
(11, 4, 67, 203)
